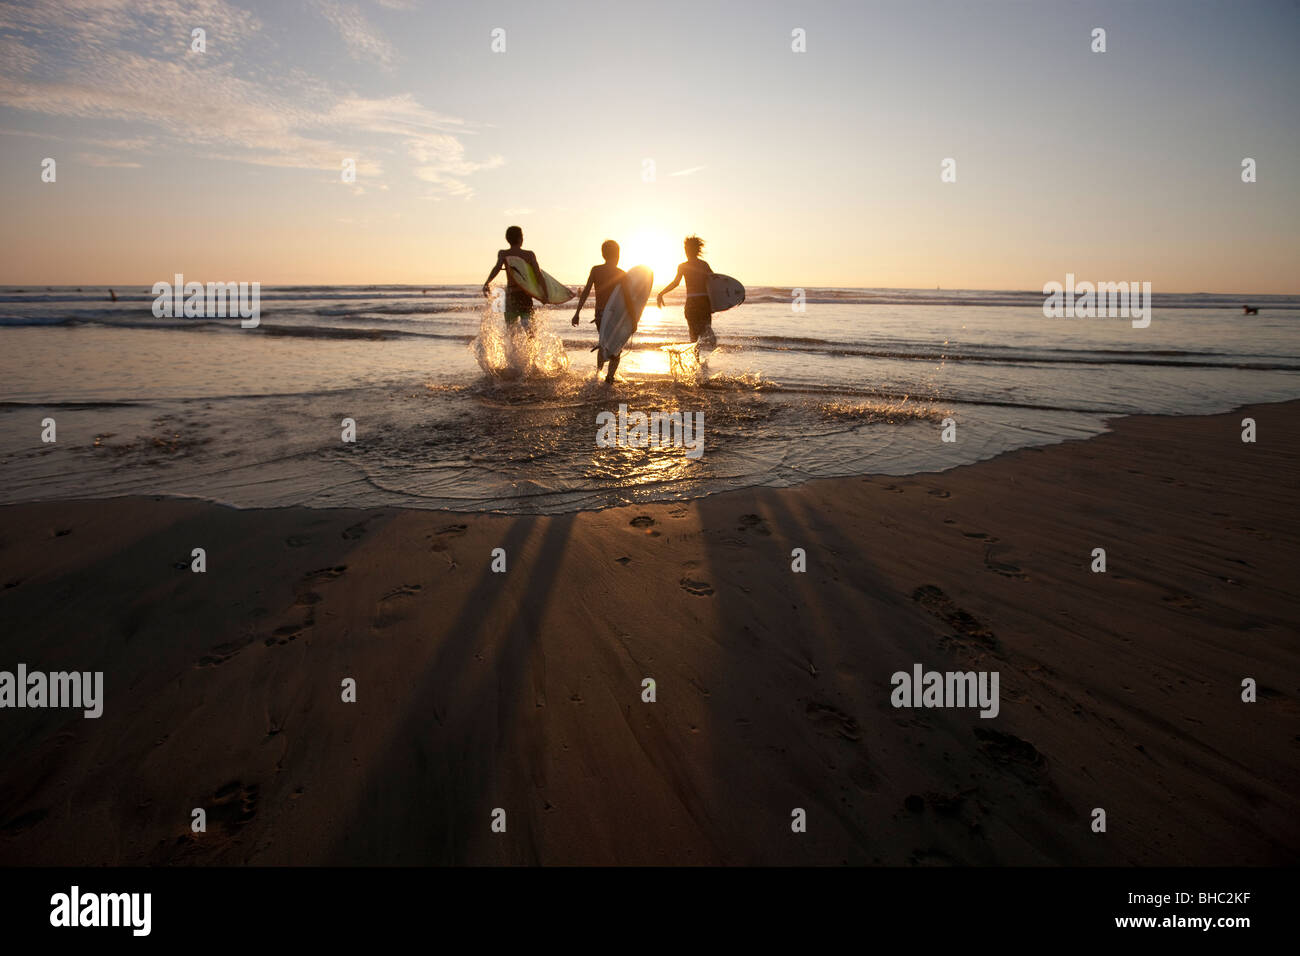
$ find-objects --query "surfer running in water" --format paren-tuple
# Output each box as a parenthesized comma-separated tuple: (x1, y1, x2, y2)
(571, 240, 627, 384)
(482, 225, 543, 334)
(656, 235, 715, 347)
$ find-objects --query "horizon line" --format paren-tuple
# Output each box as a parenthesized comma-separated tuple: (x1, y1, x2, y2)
(2, 283, 1296, 297)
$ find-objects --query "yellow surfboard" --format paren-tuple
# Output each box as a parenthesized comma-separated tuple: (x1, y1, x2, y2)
(506, 256, 575, 304)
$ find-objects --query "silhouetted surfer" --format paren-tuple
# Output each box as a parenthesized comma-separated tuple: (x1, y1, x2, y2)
(108, 289, 117, 302)
(656, 235, 714, 345)
(482, 225, 543, 334)
(572, 240, 626, 383)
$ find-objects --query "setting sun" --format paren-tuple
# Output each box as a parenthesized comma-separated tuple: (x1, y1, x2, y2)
(618, 230, 681, 290)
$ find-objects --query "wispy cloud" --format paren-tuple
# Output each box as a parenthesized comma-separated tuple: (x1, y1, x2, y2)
(312, 0, 398, 69)
(0, 0, 498, 198)
(0, 127, 52, 139)
(76, 153, 143, 168)
(0, 0, 263, 56)
(670, 165, 707, 177)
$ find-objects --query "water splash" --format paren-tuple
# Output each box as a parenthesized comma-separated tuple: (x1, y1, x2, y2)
(815, 397, 949, 423)
(663, 331, 717, 383)
(471, 308, 570, 381)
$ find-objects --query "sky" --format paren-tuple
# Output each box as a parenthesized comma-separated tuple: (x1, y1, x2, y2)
(0, 0, 1297, 290)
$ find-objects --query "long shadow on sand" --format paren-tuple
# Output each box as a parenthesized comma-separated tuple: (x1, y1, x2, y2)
(687, 484, 1102, 865)
(322, 513, 576, 864)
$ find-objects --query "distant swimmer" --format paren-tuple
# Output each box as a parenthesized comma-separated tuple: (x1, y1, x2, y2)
(1243, 304, 1259, 315)
(482, 225, 544, 335)
(571, 239, 627, 383)
(656, 235, 715, 346)
(109, 289, 117, 302)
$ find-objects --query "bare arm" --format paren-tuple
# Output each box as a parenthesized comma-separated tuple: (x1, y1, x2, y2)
(572, 269, 595, 326)
(482, 252, 505, 295)
(655, 265, 684, 307)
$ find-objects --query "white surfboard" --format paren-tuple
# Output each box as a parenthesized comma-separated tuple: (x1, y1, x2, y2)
(707, 273, 745, 312)
(597, 266, 653, 364)
(506, 255, 575, 304)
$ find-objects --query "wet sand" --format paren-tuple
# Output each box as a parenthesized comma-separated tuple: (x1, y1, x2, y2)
(0, 402, 1296, 865)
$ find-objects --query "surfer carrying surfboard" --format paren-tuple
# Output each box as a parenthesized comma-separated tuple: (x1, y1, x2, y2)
(482, 225, 543, 334)
(656, 235, 715, 346)
(571, 240, 627, 383)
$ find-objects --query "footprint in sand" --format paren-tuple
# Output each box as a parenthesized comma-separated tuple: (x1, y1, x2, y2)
(436, 523, 467, 536)
(303, 565, 347, 583)
(805, 700, 862, 741)
(262, 565, 348, 648)
(679, 577, 714, 596)
(197, 635, 255, 667)
(342, 514, 388, 540)
(737, 514, 771, 535)
(265, 623, 305, 646)
(208, 780, 260, 831)
(912, 585, 999, 652)
(973, 728, 1046, 777)
(630, 516, 661, 536)
(380, 583, 421, 601)
(983, 543, 1027, 579)
(927, 489, 951, 499)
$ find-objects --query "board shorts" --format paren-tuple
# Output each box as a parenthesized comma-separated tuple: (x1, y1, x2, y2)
(593, 306, 604, 330)
(685, 295, 713, 343)
(504, 287, 534, 325)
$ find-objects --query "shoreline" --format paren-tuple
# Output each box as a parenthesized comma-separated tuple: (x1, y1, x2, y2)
(0, 398, 1288, 517)
(0, 401, 1296, 865)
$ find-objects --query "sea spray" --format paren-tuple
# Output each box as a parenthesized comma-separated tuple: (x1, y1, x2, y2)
(471, 308, 570, 380)
(664, 330, 717, 383)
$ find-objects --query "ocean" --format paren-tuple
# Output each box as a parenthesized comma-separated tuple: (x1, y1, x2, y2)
(2, 285, 1298, 513)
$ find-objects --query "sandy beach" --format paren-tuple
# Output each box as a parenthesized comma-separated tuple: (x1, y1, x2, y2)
(0, 401, 1296, 866)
